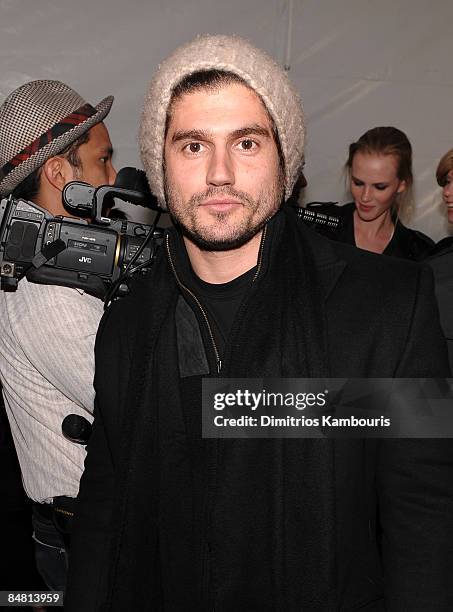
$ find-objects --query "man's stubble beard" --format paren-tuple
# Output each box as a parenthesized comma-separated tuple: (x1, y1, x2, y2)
(164, 170, 285, 252)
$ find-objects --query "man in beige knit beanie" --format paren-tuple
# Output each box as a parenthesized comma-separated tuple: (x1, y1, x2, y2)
(67, 35, 453, 612)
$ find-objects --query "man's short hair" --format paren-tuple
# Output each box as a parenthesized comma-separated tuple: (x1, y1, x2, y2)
(12, 131, 90, 202)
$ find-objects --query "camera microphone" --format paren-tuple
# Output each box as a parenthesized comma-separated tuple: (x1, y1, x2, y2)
(114, 167, 160, 211)
(62, 414, 92, 445)
(114, 167, 148, 191)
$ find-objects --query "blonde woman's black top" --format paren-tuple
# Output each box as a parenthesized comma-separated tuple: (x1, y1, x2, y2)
(306, 202, 434, 261)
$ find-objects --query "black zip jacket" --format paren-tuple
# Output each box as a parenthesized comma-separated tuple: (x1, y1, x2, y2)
(66, 207, 453, 612)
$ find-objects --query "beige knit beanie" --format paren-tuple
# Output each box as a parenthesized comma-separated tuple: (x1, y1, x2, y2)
(140, 34, 305, 209)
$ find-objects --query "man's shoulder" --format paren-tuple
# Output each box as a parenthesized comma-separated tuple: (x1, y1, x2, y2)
(293, 208, 422, 281)
(334, 238, 419, 270)
(331, 238, 424, 290)
(17, 277, 99, 300)
(97, 242, 176, 342)
(1, 278, 103, 321)
(281, 209, 425, 317)
(102, 257, 167, 319)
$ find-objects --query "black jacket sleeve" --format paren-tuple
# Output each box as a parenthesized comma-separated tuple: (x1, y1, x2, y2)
(65, 396, 116, 611)
(65, 300, 132, 612)
(378, 265, 453, 610)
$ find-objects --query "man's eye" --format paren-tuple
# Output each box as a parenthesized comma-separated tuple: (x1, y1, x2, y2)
(239, 139, 256, 151)
(184, 142, 203, 154)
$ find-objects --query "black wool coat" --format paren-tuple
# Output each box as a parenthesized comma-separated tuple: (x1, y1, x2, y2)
(427, 237, 453, 372)
(65, 208, 453, 612)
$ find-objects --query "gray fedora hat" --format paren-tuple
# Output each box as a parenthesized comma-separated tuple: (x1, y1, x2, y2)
(0, 79, 113, 198)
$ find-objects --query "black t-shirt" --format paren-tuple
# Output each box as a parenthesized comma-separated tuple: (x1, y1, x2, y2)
(189, 266, 257, 358)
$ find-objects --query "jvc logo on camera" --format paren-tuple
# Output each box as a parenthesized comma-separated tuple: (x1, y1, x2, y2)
(78, 256, 92, 264)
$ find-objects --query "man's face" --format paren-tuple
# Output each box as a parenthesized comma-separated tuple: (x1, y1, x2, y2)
(74, 122, 116, 187)
(164, 82, 284, 250)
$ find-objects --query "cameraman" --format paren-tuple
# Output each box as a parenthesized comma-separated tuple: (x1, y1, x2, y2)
(0, 79, 116, 591)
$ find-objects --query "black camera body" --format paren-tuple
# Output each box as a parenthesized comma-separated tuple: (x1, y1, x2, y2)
(0, 169, 164, 300)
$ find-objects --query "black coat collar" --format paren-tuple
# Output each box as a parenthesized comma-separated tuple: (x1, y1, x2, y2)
(165, 205, 348, 304)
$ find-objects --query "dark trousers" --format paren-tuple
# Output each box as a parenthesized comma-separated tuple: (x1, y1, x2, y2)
(0, 398, 45, 595)
(31, 497, 74, 593)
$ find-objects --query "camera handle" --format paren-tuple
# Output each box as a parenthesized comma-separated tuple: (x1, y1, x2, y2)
(62, 181, 160, 223)
(7, 238, 67, 290)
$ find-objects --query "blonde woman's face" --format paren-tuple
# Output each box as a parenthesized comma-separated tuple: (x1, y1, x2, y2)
(350, 152, 406, 222)
(442, 170, 453, 223)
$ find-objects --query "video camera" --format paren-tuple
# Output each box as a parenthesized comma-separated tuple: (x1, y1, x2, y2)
(0, 168, 164, 303)
(0, 166, 341, 306)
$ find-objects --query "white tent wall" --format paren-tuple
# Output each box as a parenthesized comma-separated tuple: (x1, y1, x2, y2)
(1, 0, 452, 238)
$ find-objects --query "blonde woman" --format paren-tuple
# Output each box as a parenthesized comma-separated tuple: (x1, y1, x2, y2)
(309, 126, 433, 260)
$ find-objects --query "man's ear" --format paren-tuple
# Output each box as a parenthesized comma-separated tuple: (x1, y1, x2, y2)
(41, 156, 75, 191)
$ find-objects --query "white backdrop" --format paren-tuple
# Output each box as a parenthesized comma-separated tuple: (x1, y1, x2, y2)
(1, 0, 452, 238)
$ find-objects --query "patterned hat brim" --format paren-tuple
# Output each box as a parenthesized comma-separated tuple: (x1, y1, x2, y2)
(0, 95, 113, 198)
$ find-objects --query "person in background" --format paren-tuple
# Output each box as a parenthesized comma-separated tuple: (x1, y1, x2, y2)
(0, 79, 116, 593)
(427, 148, 453, 370)
(432, 148, 453, 239)
(308, 126, 433, 260)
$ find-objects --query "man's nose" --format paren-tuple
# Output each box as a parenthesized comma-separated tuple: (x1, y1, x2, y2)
(444, 182, 452, 200)
(206, 148, 234, 186)
(108, 162, 117, 186)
